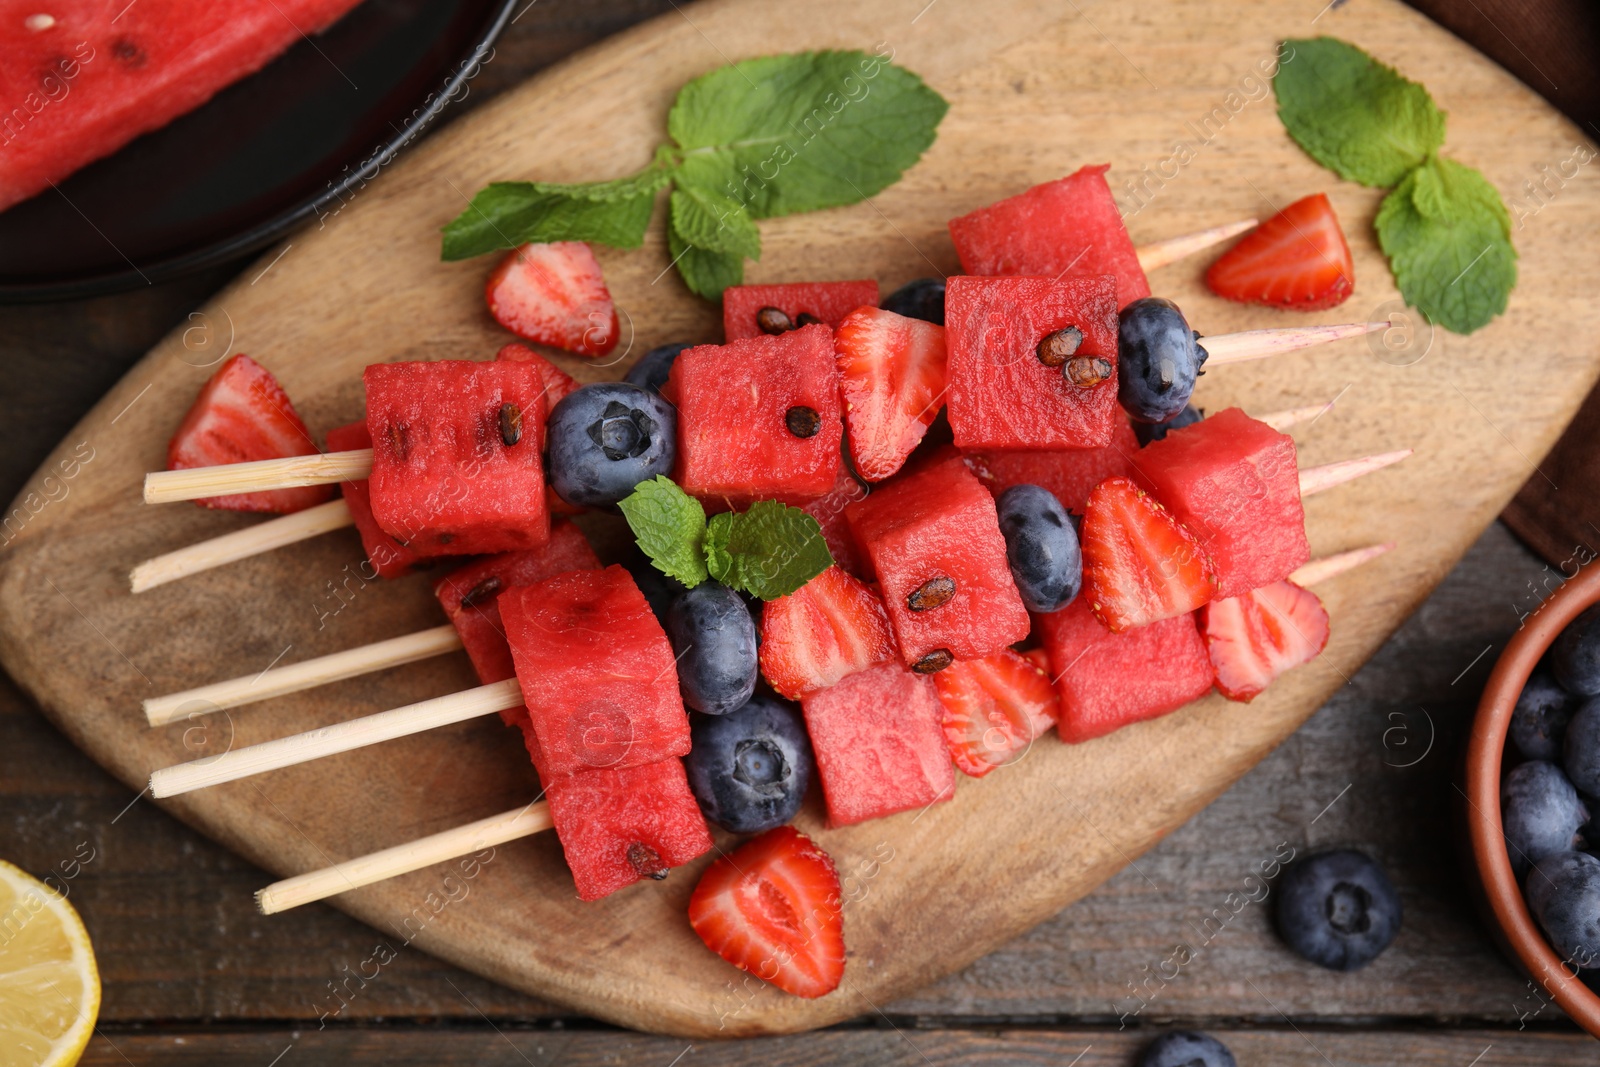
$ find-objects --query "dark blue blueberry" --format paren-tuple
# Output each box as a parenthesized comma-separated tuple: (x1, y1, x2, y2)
(622, 342, 692, 395)
(1512, 667, 1579, 761)
(1274, 848, 1401, 971)
(1137, 1031, 1237, 1067)
(880, 278, 946, 324)
(546, 383, 676, 508)
(1563, 697, 1600, 795)
(996, 484, 1081, 613)
(1527, 850, 1600, 969)
(666, 581, 758, 715)
(1134, 403, 1204, 446)
(1553, 604, 1600, 696)
(685, 695, 814, 833)
(1502, 761, 1589, 878)
(1117, 297, 1208, 424)
(623, 553, 685, 627)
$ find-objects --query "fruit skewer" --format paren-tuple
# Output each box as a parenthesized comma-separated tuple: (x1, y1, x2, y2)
(146, 448, 1407, 800)
(249, 540, 1392, 916)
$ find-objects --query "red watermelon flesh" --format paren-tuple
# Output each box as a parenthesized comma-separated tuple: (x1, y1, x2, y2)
(845, 456, 1029, 668)
(1132, 407, 1310, 599)
(944, 274, 1121, 451)
(498, 565, 690, 779)
(0, 0, 366, 212)
(325, 421, 422, 580)
(1036, 598, 1214, 743)
(969, 418, 1140, 515)
(495, 342, 584, 516)
(364, 360, 550, 557)
(799, 661, 956, 827)
(947, 164, 1151, 309)
(430, 520, 600, 729)
(665, 323, 842, 500)
(722, 280, 880, 340)
(801, 468, 870, 577)
(541, 758, 713, 901)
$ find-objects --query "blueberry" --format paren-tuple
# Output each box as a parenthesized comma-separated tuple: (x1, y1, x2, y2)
(1502, 761, 1589, 878)
(996, 484, 1081, 613)
(1562, 696, 1600, 795)
(881, 278, 945, 324)
(1133, 403, 1204, 446)
(1511, 666, 1578, 761)
(1117, 297, 1208, 424)
(1527, 850, 1600, 969)
(623, 342, 692, 395)
(665, 581, 758, 715)
(546, 383, 676, 508)
(1274, 848, 1401, 971)
(1553, 604, 1600, 696)
(685, 695, 814, 833)
(1137, 1031, 1237, 1067)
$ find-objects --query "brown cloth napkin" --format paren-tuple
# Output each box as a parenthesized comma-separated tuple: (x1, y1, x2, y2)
(1402, 0, 1600, 565)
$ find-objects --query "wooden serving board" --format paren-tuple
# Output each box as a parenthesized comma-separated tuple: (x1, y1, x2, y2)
(3, 0, 1598, 1038)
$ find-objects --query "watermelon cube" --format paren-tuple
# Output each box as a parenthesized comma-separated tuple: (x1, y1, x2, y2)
(364, 360, 550, 557)
(944, 274, 1121, 451)
(1036, 598, 1214, 743)
(665, 323, 842, 501)
(947, 165, 1151, 309)
(1132, 407, 1310, 599)
(431, 521, 601, 728)
(722, 280, 880, 340)
(968, 418, 1141, 515)
(325, 422, 422, 580)
(800, 661, 956, 827)
(541, 758, 713, 901)
(845, 457, 1030, 669)
(498, 565, 690, 779)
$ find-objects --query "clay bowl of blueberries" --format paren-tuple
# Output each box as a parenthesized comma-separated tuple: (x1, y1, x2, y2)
(1468, 559, 1600, 1036)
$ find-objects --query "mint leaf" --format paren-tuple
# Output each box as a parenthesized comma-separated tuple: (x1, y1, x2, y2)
(617, 476, 708, 587)
(703, 500, 833, 600)
(703, 511, 736, 586)
(670, 184, 761, 260)
(1275, 37, 1446, 187)
(441, 165, 672, 260)
(667, 50, 948, 219)
(1375, 156, 1516, 334)
(668, 214, 744, 299)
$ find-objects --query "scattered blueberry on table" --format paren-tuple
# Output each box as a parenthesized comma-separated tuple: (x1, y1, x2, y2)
(1274, 848, 1402, 971)
(1136, 1030, 1237, 1067)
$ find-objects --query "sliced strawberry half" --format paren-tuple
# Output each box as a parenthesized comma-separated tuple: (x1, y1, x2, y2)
(835, 306, 948, 482)
(760, 565, 896, 699)
(167, 353, 333, 514)
(1080, 476, 1216, 631)
(688, 825, 845, 999)
(486, 241, 620, 357)
(933, 648, 1059, 778)
(1205, 192, 1354, 310)
(1200, 579, 1330, 701)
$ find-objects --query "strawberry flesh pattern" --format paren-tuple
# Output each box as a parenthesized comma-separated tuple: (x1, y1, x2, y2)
(1080, 476, 1216, 631)
(1200, 579, 1330, 701)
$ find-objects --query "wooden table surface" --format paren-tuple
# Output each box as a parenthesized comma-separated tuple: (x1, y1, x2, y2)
(3, 2, 1598, 1063)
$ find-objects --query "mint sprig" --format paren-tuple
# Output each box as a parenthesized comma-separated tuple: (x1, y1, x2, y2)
(616, 475, 709, 588)
(1274, 37, 1515, 334)
(441, 50, 948, 299)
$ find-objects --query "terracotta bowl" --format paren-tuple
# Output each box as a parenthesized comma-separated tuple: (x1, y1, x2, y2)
(1466, 559, 1600, 1036)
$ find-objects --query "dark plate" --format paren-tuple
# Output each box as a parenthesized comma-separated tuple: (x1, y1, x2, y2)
(0, 0, 517, 303)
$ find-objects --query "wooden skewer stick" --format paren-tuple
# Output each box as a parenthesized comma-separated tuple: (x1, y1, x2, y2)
(1202, 321, 1388, 367)
(1298, 449, 1412, 498)
(130, 498, 356, 593)
(1256, 401, 1334, 432)
(1134, 218, 1256, 273)
(144, 624, 462, 727)
(1289, 542, 1396, 588)
(144, 448, 373, 506)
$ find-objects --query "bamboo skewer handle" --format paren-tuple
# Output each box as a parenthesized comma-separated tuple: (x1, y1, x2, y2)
(148, 678, 522, 798)
(1202, 321, 1388, 366)
(144, 624, 463, 726)
(1299, 450, 1412, 498)
(144, 449, 374, 505)
(255, 801, 553, 915)
(130, 498, 357, 593)
(1134, 218, 1256, 273)
(1289, 543, 1396, 587)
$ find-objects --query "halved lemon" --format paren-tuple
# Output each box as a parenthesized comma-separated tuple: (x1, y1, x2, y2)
(0, 860, 100, 1067)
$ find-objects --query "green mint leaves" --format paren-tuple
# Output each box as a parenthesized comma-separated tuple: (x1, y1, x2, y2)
(618, 477, 832, 600)
(1274, 37, 1515, 334)
(442, 49, 948, 299)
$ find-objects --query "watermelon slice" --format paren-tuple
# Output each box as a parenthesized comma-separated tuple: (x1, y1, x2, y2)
(968, 418, 1140, 515)
(0, 0, 366, 212)
(947, 165, 1151, 308)
(722, 280, 879, 340)
(325, 421, 422, 579)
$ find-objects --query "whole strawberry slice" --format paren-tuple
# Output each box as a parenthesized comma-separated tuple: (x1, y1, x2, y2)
(486, 241, 620, 357)
(1081, 476, 1216, 631)
(167, 353, 333, 514)
(1205, 193, 1354, 310)
(688, 825, 845, 999)
(1200, 579, 1330, 701)
(835, 306, 948, 482)
(933, 648, 1059, 778)
(761, 566, 896, 699)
